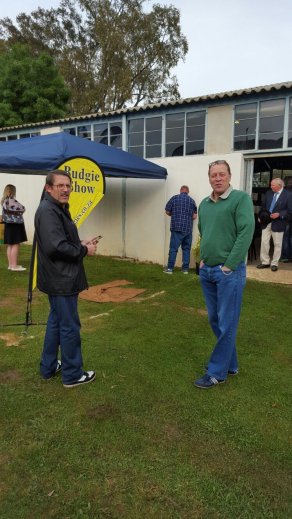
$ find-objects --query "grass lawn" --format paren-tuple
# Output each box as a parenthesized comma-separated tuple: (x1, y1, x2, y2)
(0, 245, 291, 519)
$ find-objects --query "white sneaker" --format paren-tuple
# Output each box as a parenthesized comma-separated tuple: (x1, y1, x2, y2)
(63, 371, 96, 388)
(10, 265, 26, 271)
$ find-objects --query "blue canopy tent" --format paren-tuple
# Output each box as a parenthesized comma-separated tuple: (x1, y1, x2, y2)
(0, 132, 167, 179)
(0, 132, 167, 329)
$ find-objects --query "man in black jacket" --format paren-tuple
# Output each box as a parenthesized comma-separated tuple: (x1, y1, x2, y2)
(257, 178, 292, 272)
(35, 170, 98, 388)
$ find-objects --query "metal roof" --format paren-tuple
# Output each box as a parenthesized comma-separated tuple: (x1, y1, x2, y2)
(1, 81, 292, 133)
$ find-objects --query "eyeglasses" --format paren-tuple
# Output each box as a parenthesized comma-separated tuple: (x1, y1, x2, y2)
(52, 183, 72, 191)
(209, 160, 228, 167)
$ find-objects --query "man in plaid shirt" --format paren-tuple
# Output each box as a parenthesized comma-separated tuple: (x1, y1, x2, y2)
(164, 185, 197, 274)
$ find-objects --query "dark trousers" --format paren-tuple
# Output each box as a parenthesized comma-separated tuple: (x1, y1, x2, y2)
(281, 223, 292, 260)
(40, 295, 83, 384)
(167, 231, 192, 270)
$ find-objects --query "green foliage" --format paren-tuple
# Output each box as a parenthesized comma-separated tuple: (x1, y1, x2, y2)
(0, 248, 292, 518)
(0, 0, 188, 114)
(0, 44, 70, 127)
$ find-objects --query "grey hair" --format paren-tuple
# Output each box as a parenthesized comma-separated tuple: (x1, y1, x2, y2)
(271, 178, 284, 187)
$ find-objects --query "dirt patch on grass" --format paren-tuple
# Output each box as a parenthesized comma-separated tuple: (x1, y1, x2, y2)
(197, 308, 208, 316)
(80, 280, 145, 303)
(0, 333, 22, 347)
(86, 403, 117, 419)
(172, 303, 196, 314)
(271, 351, 291, 364)
(163, 423, 182, 441)
(0, 370, 22, 384)
(0, 288, 27, 308)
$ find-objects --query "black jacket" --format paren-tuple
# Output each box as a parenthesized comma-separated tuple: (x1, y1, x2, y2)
(34, 193, 88, 295)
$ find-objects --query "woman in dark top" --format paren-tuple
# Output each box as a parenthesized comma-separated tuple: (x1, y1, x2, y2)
(1, 184, 27, 271)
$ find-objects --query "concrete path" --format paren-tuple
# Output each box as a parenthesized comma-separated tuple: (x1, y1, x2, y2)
(247, 262, 292, 285)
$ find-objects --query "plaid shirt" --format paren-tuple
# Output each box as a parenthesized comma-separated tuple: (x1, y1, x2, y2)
(165, 192, 197, 233)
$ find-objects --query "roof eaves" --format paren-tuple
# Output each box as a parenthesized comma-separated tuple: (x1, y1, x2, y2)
(1, 81, 292, 133)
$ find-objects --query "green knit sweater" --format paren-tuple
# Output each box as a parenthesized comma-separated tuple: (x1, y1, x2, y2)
(198, 189, 255, 271)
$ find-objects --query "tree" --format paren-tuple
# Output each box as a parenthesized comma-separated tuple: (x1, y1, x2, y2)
(0, 44, 71, 127)
(0, 0, 188, 114)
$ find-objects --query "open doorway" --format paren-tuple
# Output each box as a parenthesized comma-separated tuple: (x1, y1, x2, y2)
(249, 155, 292, 264)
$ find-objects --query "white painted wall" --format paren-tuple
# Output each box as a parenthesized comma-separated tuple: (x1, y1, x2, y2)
(206, 105, 233, 155)
(0, 151, 244, 268)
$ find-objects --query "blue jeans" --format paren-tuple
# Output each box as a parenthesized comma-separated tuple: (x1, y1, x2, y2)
(167, 231, 192, 270)
(199, 262, 246, 380)
(40, 295, 83, 384)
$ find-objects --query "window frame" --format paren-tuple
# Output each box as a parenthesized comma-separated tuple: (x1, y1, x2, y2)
(233, 97, 290, 152)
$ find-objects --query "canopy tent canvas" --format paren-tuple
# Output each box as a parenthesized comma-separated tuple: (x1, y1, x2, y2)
(0, 132, 167, 179)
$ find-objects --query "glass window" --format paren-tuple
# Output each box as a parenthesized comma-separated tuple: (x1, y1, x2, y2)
(93, 121, 122, 148)
(64, 127, 77, 136)
(93, 123, 108, 145)
(258, 99, 284, 150)
(187, 111, 206, 126)
(128, 145, 144, 157)
(7, 135, 17, 140)
(166, 142, 184, 156)
(19, 133, 31, 139)
(77, 125, 91, 139)
(110, 122, 122, 148)
(166, 113, 185, 156)
(186, 111, 206, 155)
(186, 140, 204, 155)
(146, 130, 162, 145)
(166, 126, 184, 144)
(129, 119, 144, 132)
(234, 103, 257, 150)
(258, 133, 283, 150)
(146, 145, 162, 158)
(166, 112, 185, 128)
(146, 117, 162, 158)
(234, 118, 257, 137)
(187, 125, 205, 141)
(234, 135, 256, 151)
(287, 98, 292, 147)
(128, 118, 144, 157)
(165, 111, 205, 157)
(128, 132, 143, 147)
(260, 116, 284, 134)
(260, 99, 285, 117)
(0, 136, 6, 141)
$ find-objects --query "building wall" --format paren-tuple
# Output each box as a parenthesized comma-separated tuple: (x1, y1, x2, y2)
(206, 105, 233, 154)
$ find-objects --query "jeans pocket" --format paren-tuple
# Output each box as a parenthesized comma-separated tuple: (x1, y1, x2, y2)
(220, 266, 233, 276)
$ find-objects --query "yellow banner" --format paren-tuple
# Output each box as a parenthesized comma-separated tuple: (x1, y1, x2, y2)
(33, 158, 105, 288)
(58, 157, 105, 228)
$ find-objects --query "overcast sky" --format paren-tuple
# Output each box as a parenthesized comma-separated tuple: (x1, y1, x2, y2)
(1, 0, 290, 99)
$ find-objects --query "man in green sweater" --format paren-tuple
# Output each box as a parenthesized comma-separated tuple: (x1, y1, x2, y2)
(194, 160, 254, 389)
